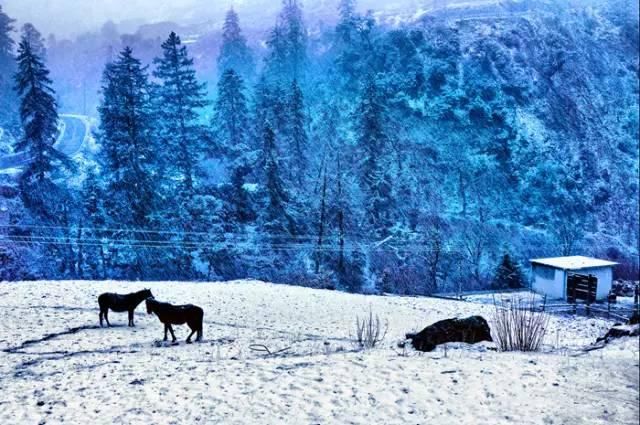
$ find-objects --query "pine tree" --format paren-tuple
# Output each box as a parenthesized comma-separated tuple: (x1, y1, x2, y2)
(14, 39, 71, 206)
(213, 69, 255, 225)
(99, 47, 156, 226)
(80, 166, 106, 279)
(253, 75, 273, 135)
(253, 75, 288, 141)
(262, 123, 296, 239)
(355, 76, 393, 236)
(286, 79, 307, 185)
(14, 38, 75, 276)
(265, 0, 307, 83)
(0, 6, 17, 131)
(0, 5, 13, 58)
(337, 0, 358, 43)
(213, 69, 249, 153)
(153, 31, 207, 195)
(21, 23, 46, 59)
(333, 0, 375, 92)
(218, 8, 255, 81)
(98, 47, 157, 278)
(153, 32, 209, 278)
(227, 160, 256, 225)
(491, 253, 525, 289)
(265, 25, 288, 83)
(281, 0, 307, 81)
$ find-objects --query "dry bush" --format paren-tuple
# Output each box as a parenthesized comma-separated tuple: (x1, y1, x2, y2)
(354, 309, 388, 349)
(492, 296, 549, 352)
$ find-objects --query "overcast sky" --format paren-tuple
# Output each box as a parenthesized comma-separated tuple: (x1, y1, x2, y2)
(2, 0, 434, 38)
(2, 1, 616, 39)
(2, 0, 246, 38)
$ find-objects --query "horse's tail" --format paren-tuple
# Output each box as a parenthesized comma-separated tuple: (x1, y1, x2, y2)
(198, 307, 204, 341)
(97, 293, 107, 310)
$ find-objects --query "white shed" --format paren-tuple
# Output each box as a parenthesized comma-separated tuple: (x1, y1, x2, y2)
(530, 256, 618, 301)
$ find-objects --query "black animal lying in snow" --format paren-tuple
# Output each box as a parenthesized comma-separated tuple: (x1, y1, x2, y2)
(98, 289, 153, 327)
(405, 316, 493, 352)
(596, 312, 640, 344)
(146, 297, 204, 344)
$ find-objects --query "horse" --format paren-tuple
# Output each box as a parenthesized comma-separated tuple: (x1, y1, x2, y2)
(98, 289, 153, 327)
(145, 297, 203, 343)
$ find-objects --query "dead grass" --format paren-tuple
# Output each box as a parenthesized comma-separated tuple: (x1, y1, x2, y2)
(492, 296, 549, 352)
(354, 308, 388, 349)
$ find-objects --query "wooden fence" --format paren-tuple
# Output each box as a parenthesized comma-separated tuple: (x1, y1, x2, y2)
(432, 284, 639, 322)
(541, 302, 638, 322)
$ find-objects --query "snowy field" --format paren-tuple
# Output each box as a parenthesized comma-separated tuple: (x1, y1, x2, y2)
(0, 281, 638, 425)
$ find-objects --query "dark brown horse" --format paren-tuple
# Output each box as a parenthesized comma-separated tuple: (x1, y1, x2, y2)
(98, 289, 153, 327)
(145, 297, 203, 343)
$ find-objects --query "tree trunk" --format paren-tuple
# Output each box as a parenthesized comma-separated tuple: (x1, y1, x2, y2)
(458, 170, 467, 216)
(336, 155, 345, 274)
(76, 223, 84, 279)
(315, 164, 328, 274)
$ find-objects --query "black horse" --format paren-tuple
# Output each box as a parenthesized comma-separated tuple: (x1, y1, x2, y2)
(145, 297, 203, 343)
(98, 289, 153, 327)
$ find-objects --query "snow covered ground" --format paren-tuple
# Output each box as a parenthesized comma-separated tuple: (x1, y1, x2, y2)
(0, 281, 637, 424)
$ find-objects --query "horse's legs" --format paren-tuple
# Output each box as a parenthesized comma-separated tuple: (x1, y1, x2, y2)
(186, 319, 203, 342)
(168, 324, 177, 342)
(99, 310, 103, 327)
(186, 328, 195, 344)
(197, 317, 203, 341)
(128, 310, 134, 327)
(163, 324, 168, 341)
(197, 326, 203, 342)
(104, 309, 111, 327)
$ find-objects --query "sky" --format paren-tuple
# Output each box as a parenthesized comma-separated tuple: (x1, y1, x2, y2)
(2, 0, 213, 37)
(2, 0, 431, 39)
(5, 1, 609, 40)
(2, 0, 358, 38)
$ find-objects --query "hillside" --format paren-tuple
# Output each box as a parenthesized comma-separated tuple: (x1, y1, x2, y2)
(0, 0, 638, 291)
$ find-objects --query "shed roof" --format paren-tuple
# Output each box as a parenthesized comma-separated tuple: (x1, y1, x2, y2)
(530, 256, 618, 270)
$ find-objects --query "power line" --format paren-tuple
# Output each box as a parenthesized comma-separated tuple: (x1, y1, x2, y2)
(3, 238, 450, 253)
(2, 226, 585, 253)
(2, 236, 582, 256)
(0, 225, 456, 247)
(1, 234, 466, 253)
(0, 223, 452, 241)
(0, 223, 382, 240)
(0, 231, 475, 249)
(1, 230, 573, 251)
(2, 233, 348, 248)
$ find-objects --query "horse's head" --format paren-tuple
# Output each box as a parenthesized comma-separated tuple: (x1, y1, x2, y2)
(142, 288, 153, 300)
(145, 297, 155, 315)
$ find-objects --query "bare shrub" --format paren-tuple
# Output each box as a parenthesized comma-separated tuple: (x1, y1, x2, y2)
(492, 296, 549, 352)
(354, 309, 388, 349)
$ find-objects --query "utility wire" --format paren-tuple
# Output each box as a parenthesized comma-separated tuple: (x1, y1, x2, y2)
(0, 223, 443, 241)
(0, 233, 471, 251)
(0, 223, 387, 239)
(3, 238, 455, 253)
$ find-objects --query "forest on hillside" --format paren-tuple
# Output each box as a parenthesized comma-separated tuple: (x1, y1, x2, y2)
(0, 0, 638, 293)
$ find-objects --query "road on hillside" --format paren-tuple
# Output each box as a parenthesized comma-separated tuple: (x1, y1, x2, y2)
(0, 114, 89, 171)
